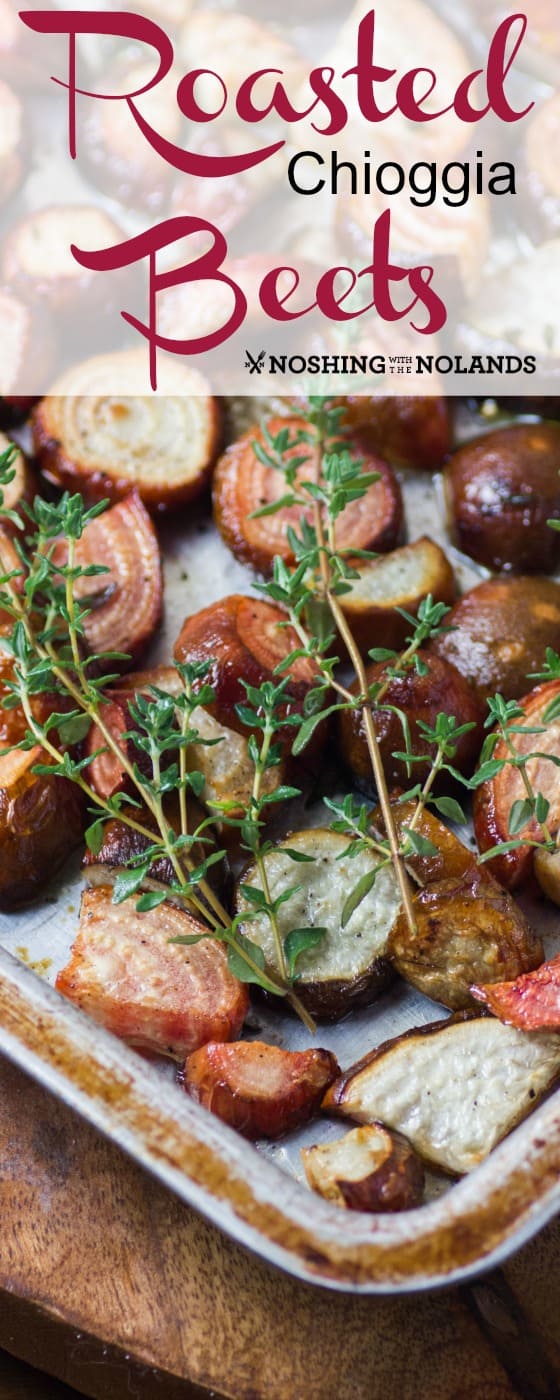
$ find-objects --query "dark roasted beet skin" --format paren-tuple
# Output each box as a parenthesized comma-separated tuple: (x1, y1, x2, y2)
(338, 651, 484, 790)
(213, 417, 403, 576)
(445, 423, 560, 573)
(174, 594, 320, 740)
(183, 1040, 340, 1139)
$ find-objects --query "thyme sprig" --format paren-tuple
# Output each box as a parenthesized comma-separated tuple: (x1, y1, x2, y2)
(253, 402, 468, 931)
(0, 450, 316, 1029)
(4, 399, 560, 1041)
(250, 398, 560, 914)
(469, 693, 560, 862)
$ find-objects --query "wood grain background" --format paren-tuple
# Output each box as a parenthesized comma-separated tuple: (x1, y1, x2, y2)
(0, 1055, 559, 1400)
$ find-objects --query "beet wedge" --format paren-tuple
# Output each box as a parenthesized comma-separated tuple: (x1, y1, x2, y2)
(431, 576, 560, 705)
(323, 1015, 560, 1175)
(0, 744, 84, 909)
(85, 666, 182, 802)
(82, 802, 225, 903)
(0, 290, 55, 413)
(377, 800, 476, 888)
(56, 887, 249, 1060)
(472, 952, 560, 1030)
(183, 1040, 339, 1139)
(302, 1123, 425, 1213)
(32, 350, 221, 511)
(444, 422, 560, 574)
(85, 664, 287, 819)
(338, 650, 483, 791)
(387, 870, 543, 1011)
(337, 395, 451, 471)
(338, 535, 456, 656)
(213, 417, 402, 575)
(174, 594, 319, 739)
(0, 78, 24, 208)
(0, 656, 85, 907)
(473, 679, 560, 890)
(2, 206, 128, 319)
(0, 433, 35, 531)
(53, 493, 162, 672)
(235, 829, 400, 1019)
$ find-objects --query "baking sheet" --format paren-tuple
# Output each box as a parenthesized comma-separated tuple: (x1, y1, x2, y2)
(2, 396, 560, 1236)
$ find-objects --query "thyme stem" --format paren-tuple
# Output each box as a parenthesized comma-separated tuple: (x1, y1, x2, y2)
(307, 406, 416, 937)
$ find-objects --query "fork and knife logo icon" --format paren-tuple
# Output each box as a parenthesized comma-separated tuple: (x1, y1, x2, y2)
(244, 350, 267, 375)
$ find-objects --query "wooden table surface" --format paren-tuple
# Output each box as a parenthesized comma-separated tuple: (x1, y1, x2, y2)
(0, 1054, 559, 1400)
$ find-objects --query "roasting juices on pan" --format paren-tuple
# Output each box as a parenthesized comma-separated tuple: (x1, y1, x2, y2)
(3, 390, 560, 1220)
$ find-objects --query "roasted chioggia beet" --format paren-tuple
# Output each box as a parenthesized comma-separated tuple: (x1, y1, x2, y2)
(431, 576, 560, 704)
(0, 656, 85, 908)
(335, 181, 489, 302)
(375, 800, 477, 888)
(2, 206, 129, 320)
(388, 870, 543, 1010)
(444, 423, 560, 573)
(323, 1015, 560, 1175)
(523, 94, 560, 243)
(159, 256, 321, 346)
(79, 60, 181, 212)
(81, 794, 226, 899)
(84, 667, 181, 804)
(51, 494, 162, 672)
(174, 594, 320, 742)
(85, 664, 288, 823)
(456, 241, 560, 393)
(181, 10, 305, 111)
(336, 396, 452, 471)
(212, 417, 403, 576)
(56, 887, 249, 1060)
(336, 536, 456, 656)
(302, 1123, 425, 1213)
(235, 829, 401, 1019)
(32, 350, 221, 512)
(0, 530, 23, 631)
(472, 952, 560, 1031)
(338, 651, 484, 790)
(183, 1040, 339, 1139)
(473, 680, 560, 891)
(0, 433, 35, 531)
(0, 745, 85, 909)
(83, 818, 176, 889)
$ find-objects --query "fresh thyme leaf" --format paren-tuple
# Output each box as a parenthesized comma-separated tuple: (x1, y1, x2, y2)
(468, 760, 506, 788)
(169, 932, 209, 947)
(478, 839, 541, 862)
(508, 798, 534, 835)
(535, 791, 551, 825)
(136, 891, 168, 913)
(341, 868, 380, 926)
(85, 818, 106, 857)
(292, 704, 345, 755)
(56, 712, 93, 744)
(284, 926, 328, 979)
(368, 647, 398, 663)
(249, 493, 298, 519)
(113, 865, 151, 902)
(259, 785, 301, 805)
(402, 828, 439, 857)
(430, 795, 467, 825)
(226, 933, 283, 993)
(282, 847, 317, 863)
(239, 883, 269, 910)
